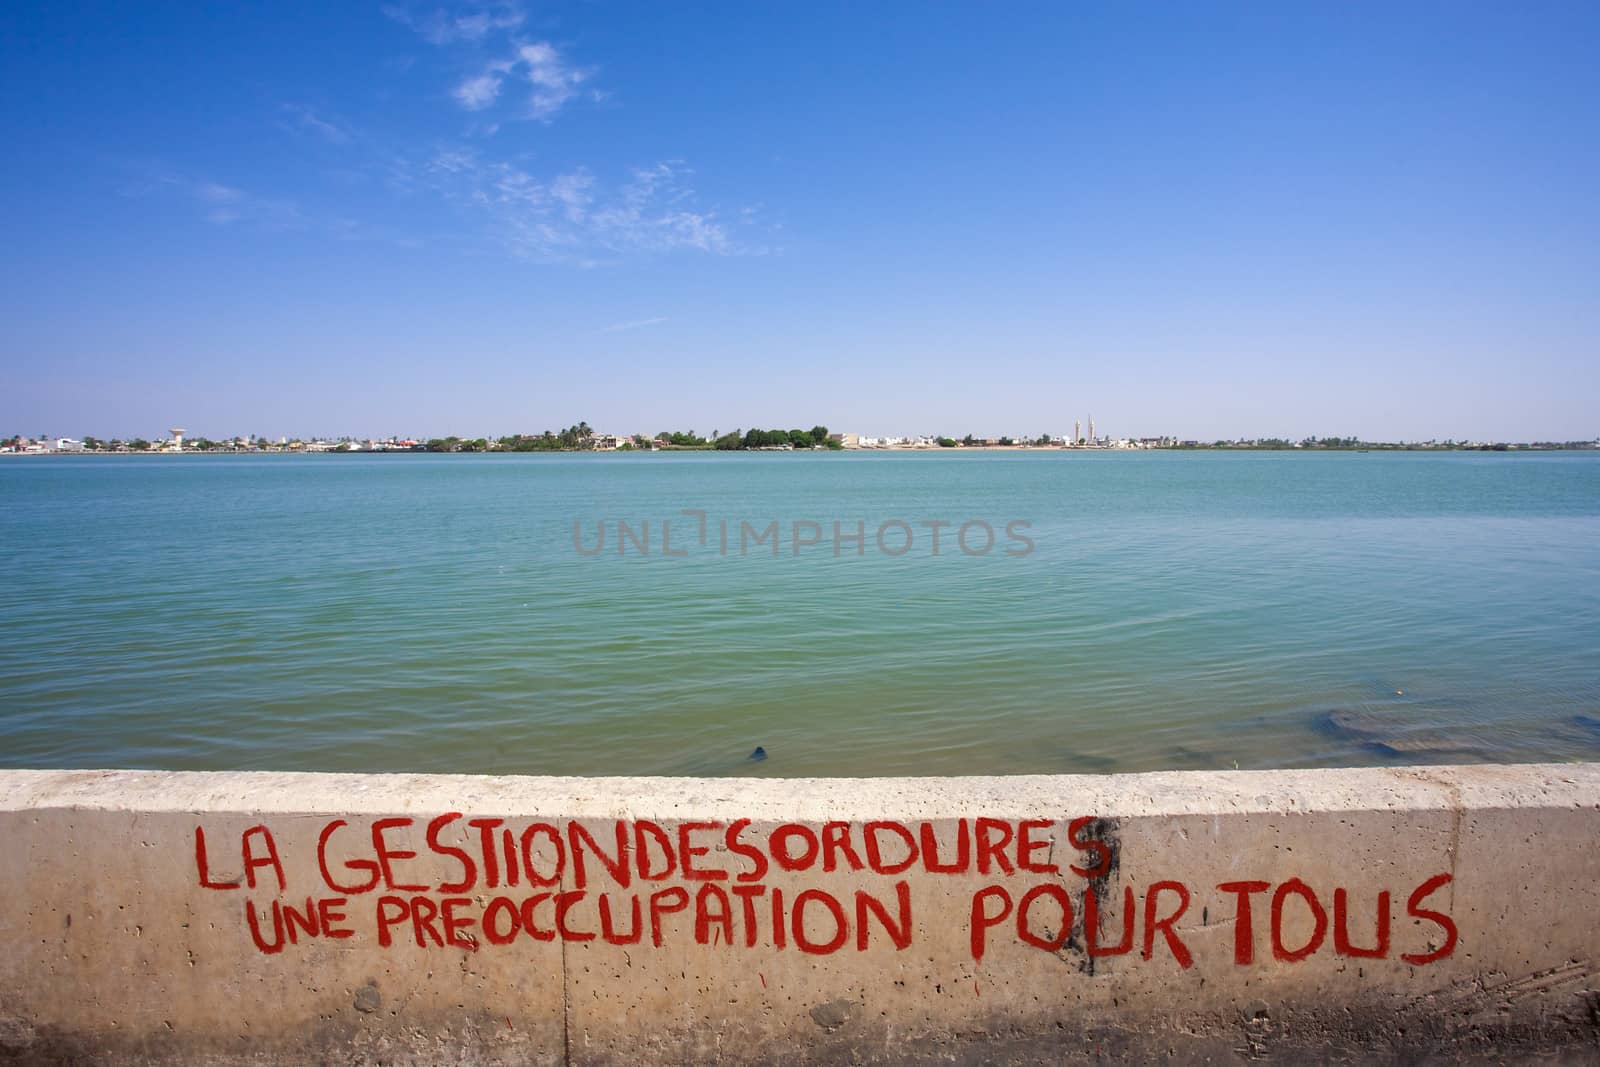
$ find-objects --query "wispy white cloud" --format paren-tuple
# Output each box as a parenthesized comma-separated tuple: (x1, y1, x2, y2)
(129, 174, 303, 228)
(600, 316, 669, 333)
(587, 163, 734, 255)
(416, 151, 754, 263)
(383, 4, 524, 45)
(121, 167, 434, 246)
(453, 70, 505, 110)
(549, 171, 594, 221)
(112, 7, 773, 267)
(328, 217, 425, 248)
(451, 40, 592, 120)
(195, 182, 242, 204)
(387, 3, 593, 122)
(278, 104, 350, 143)
(516, 42, 588, 118)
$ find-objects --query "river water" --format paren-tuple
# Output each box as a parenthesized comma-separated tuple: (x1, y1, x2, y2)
(2, 450, 1597, 776)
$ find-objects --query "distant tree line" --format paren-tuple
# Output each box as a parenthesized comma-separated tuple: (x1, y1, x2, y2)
(495, 423, 594, 452)
(710, 426, 838, 451)
(422, 422, 841, 453)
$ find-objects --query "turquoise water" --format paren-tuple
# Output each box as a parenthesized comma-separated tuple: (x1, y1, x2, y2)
(2, 451, 1598, 776)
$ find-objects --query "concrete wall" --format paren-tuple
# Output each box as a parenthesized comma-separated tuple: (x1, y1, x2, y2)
(1, 764, 1597, 1064)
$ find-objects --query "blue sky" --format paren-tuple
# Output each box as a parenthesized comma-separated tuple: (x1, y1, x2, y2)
(2, 2, 1596, 441)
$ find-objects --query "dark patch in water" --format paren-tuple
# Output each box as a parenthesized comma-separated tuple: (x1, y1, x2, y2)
(1318, 707, 1491, 760)
(1318, 708, 1391, 741)
(1059, 751, 1120, 774)
(748, 746, 767, 762)
(1167, 745, 1223, 769)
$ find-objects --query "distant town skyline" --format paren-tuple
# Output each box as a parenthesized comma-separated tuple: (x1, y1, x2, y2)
(7, 426, 1593, 457)
(3, 4, 1597, 440)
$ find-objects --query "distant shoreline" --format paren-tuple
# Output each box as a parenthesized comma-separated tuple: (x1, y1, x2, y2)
(5, 444, 1597, 457)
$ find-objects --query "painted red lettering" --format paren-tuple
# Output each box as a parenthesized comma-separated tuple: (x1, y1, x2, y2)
(769, 824, 820, 872)
(375, 895, 409, 948)
(1017, 884, 1073, 951)
(975, 818, 1015, 875)
(242, 825, 286, 892)
(520, 823, 565, 887)
(1270, 878, 1328, 963)
(569, 821, 630, 889)
(1016, 820, 1057, 874)
(1067, 817, 1111, 879)
(482, 897, 521, 945)
(649, 887, 689, 946)
(732, 884, 766, 947)
(245, 898, 285, 954)
(725, 819, 769, 883)
(855, 882, 912, 951)
(318, 897, 353, 939)
(319, 820, 379, 894)
(1085, 884, 1135, 956)
(634, 821, 676, 880)
(792, 890, 848, 954)
(1142, 881, 1193, 968)
(679, 822, 727, 881)
(1401, 873, 1457, 965)
(821, 822, 864, 872)
(1217, 880, 1271, 964)
(863, 821, 918, 874)
(194, 826, 241, 890)
(282, 897, 320, 943)
(441, 897, 478, 951)
(694, 884, 733, 945)
(371, 818, 427, 892)
(428, 813, 476, 893)
(1334, 888, 1391, 959)
(468, 818, 504, 888)
(771, 887, 787, 949)
(600, 894, 643, 945)
(969, 885, 1013, 961)
(519, 893, 555, 941)
(555, 891, 593, 941)
(500, 828, 519, 887)
(410, 895, 444, 947)
(921, 820, 971, 874)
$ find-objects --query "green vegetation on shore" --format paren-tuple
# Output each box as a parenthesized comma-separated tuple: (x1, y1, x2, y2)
(424, 423, 841, 453)
(713, 426, 838, 451)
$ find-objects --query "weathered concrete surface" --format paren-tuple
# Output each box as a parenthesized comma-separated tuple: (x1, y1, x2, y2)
(1, 764, 1599, 1064)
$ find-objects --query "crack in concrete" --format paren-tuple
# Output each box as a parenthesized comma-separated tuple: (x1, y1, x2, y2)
(560, 823, 572, 1067)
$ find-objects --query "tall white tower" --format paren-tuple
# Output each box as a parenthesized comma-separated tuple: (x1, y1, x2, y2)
(1087, 415, 1095, 445)
(169, 428, 186, 451)
(1074, 420, 1081, 446)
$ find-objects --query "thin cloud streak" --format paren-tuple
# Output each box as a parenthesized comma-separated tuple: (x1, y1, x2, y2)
(599, 316, 669, 333)
(124, 173, 305, 229)
(120, 165, 434, 248)
(278, 104, 350, 143)
(383, 4, 525, 45)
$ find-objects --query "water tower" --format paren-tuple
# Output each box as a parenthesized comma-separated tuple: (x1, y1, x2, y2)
(169, 428, 186, 451)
